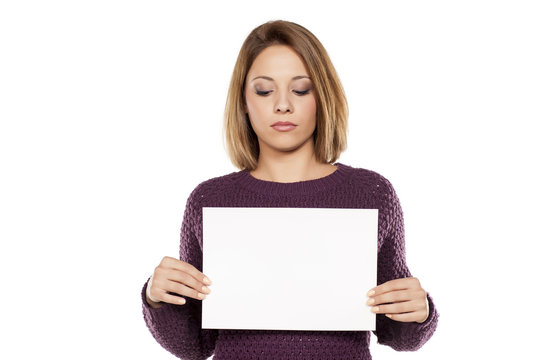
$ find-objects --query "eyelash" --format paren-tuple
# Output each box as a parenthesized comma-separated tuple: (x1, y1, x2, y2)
(256, 89, 311, 96)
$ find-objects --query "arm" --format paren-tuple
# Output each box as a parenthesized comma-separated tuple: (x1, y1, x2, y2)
(371, 177, 439, 351)
(141, 187, 218, 360)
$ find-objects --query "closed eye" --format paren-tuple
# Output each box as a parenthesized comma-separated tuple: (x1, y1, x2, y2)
(255, 89, 311, 96)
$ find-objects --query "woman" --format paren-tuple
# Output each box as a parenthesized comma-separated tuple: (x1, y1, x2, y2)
(142, 19, 439, 359)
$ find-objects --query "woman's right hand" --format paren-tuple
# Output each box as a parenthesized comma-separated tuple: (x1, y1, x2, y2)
(146, 256, 212, 308)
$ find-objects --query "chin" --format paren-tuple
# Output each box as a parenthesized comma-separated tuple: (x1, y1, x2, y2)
(265, 137, 314, 153)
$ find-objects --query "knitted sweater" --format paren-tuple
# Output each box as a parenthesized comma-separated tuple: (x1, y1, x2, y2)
(141, 162, 439, 360)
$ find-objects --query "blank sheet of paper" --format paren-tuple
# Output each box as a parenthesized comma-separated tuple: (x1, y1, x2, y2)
(201, 207, 378, 331)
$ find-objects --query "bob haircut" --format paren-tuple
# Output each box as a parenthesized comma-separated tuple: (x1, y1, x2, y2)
(223, 19, 349, 171)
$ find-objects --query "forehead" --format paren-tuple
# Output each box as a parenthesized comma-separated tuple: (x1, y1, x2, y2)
(247, 45, 310, 80)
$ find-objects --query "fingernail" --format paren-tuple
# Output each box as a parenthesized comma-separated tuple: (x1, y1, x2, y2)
(203, 276, 212, 285)
(366, 298, 374, 305)
(198, 293, 206, 299)
(367, 290, 375, 296)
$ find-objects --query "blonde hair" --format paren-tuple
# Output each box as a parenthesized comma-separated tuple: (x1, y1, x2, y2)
(223, 20, 348, 171)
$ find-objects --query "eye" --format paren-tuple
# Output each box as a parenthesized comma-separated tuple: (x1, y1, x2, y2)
(255, 89, 311, 96)
(294, 89, 311, 96)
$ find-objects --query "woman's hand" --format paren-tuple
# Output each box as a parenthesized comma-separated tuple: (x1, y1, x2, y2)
(366, 277, 429, 323)
(146, 256, 212, 308)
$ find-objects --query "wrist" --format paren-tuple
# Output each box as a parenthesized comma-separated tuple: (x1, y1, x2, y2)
(146, 293, 163, 308)
(415, 296, 430, 323)
(146, 275, 163, 307)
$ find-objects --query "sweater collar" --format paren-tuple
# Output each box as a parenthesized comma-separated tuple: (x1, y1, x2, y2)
(236, 162, 352, 196)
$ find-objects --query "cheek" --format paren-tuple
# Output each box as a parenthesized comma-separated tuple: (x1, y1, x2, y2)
(245, 96, 265, 133)
(310, 98, 317, 115)
(245, 94, 265, 117)
(303, 96, 317, 120)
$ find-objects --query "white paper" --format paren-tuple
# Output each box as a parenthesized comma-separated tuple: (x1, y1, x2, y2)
(201, 207, 378, 331)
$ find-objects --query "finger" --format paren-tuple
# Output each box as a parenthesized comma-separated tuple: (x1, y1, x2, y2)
(367, 277, 419, 297)
(161, 256, 212, 286)
(367, 289, 424, 306)
(164, 279, 208, 301)
(371, 300, 417, 315)
(384, 311, 425, 323)
(157, 267, 211, 295)
(159, 291, 188, 306)
(371, 297, 426, 315)
(147, 286, 186, 305)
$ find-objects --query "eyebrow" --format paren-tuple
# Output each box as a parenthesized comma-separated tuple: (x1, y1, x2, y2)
(250, 75, 311, 82)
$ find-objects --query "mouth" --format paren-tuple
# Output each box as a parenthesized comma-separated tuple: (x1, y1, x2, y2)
(271, 121, 297, 127)
(271, 122, 297, 132)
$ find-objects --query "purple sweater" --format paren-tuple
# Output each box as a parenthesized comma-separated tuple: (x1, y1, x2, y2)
(141, 162, 439, 359)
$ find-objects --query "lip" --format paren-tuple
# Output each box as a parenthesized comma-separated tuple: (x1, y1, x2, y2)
(271, 121, 296, 127)
(271, 121, 297, 132)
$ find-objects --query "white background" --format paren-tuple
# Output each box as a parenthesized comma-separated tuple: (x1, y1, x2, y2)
(1, 1, 538, 359)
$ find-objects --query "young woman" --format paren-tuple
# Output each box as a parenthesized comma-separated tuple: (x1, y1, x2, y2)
(142, 19, 439, 359)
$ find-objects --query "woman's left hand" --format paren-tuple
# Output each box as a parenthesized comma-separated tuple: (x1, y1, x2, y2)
(366, 277, 429, 323)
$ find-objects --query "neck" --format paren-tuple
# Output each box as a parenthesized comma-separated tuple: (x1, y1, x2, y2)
(251, 138, 335, 183)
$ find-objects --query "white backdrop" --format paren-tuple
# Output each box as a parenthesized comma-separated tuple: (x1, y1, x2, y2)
(1, 1, 538, 359)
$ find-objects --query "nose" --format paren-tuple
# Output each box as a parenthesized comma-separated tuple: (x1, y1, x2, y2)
(274, 91, 292, 113)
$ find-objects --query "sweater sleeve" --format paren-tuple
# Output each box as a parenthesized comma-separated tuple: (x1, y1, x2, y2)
(371, 177, 439, 351)
(141, 186, 218, 360)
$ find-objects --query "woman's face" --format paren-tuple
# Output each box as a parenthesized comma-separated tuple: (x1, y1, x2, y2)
(244, 45, 317, 155)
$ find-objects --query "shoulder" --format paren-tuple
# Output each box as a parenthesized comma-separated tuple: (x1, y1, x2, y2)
(342, 164, 403, 240)
(340, 162, 397, 195)
(185, 168, 244, 206)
